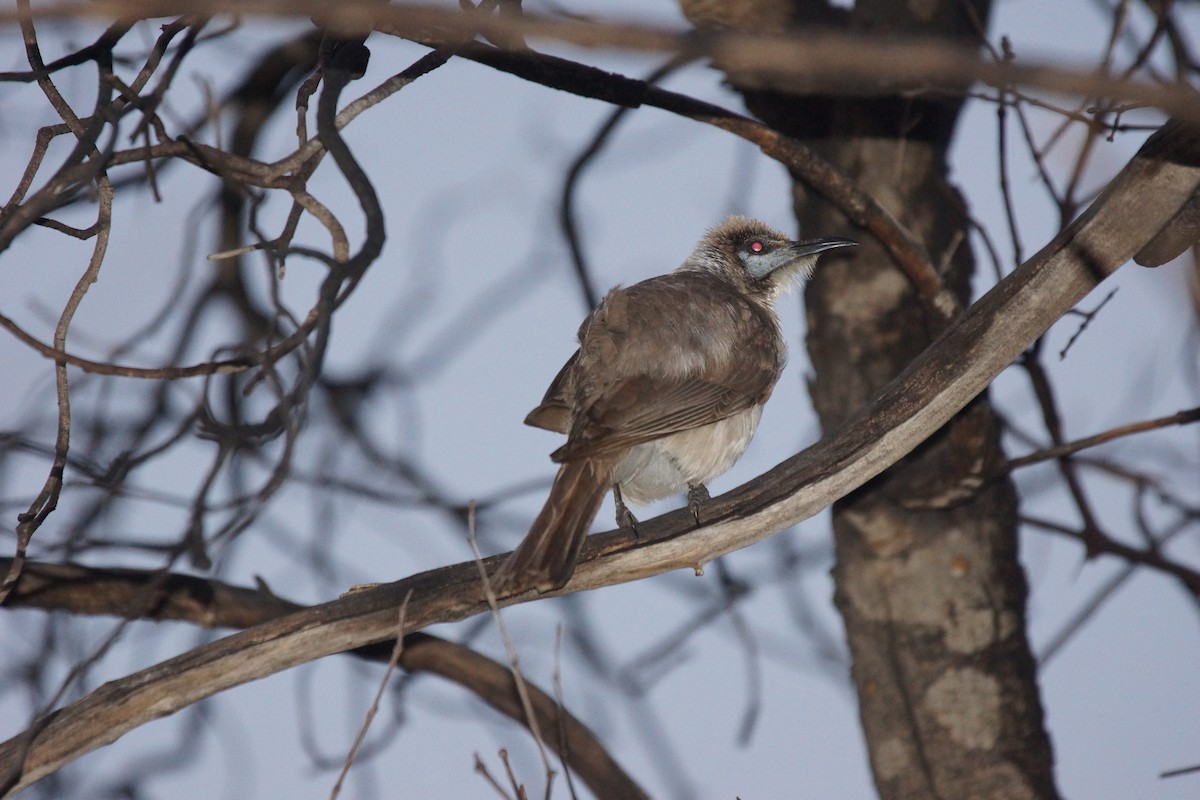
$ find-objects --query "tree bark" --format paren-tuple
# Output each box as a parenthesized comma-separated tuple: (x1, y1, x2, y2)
(683, 1, 1062, 797)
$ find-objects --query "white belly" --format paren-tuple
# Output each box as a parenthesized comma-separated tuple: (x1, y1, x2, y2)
(613, 405, 763, 505)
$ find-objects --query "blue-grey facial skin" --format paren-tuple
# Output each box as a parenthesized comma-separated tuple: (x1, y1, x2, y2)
(741, 237, 858, 280)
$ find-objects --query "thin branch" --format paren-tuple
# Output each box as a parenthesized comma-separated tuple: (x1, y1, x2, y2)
(329, 597, 411, 800)
(468, 505, 556, 797)
(1023, 514, 1200, 597)
(0, 311, 255, 377)
(1004, 407, 1200, 471)
(557, 57, 688, 311)
(1058, 288, 1118, 358)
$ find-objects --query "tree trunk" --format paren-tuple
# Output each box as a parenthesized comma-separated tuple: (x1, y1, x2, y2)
(681, 1, 1062, 796)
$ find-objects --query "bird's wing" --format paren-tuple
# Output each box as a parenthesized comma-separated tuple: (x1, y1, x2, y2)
(551, 334, 780, 463)
(529, 273, 783, 463)
(524, 350, 577, 433)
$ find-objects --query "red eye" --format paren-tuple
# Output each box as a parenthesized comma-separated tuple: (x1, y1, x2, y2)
(750, 240, 764, 253)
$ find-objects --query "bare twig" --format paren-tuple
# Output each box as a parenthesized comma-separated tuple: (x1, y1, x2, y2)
(1024, 513, 1200, 598)
(329, 595, 412, 800)
(468, 504, 557, 798)
(1058, 288, 1118, 358)
(1005, 407, 1200, 471)
(0, 311, 253, 377)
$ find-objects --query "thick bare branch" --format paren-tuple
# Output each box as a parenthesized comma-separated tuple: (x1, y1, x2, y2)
(0, 560, 648, 800)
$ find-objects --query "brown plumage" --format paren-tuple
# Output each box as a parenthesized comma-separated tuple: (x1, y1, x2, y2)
(493, 216, 856, 592)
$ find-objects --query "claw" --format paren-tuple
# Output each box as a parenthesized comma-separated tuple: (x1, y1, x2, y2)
(687, 482, 711, 526)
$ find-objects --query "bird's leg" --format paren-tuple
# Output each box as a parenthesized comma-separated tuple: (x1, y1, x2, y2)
(613, 484, 639, 537)
(686, 482, 711, 526)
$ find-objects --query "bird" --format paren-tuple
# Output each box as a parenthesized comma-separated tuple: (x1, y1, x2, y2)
(493, 216, 856, 593)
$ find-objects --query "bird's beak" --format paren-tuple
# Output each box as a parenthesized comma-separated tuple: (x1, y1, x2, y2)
(787, 237, 858, 259)
(752, 236, 856, 280)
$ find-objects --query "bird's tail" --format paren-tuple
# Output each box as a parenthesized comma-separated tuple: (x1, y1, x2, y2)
(492, 457, 614, 593)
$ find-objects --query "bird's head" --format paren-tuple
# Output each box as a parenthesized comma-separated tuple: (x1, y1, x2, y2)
(690, 215, 857, 298)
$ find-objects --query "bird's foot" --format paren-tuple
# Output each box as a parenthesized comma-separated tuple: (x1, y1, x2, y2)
(614, 485, 639, 538)
(687, 483, 711, 526)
